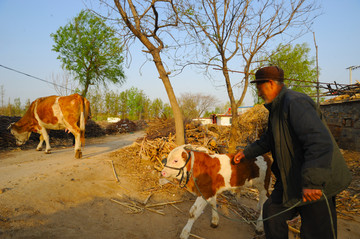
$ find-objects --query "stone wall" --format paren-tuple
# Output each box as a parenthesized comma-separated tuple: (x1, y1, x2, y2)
(320, 99, 360, 151)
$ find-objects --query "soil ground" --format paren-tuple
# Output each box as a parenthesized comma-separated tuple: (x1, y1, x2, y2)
(0, 132, 359, 239)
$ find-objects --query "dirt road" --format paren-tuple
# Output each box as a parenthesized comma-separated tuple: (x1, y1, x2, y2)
(0, 132, 359, 239)
(0, 132, 262, 239)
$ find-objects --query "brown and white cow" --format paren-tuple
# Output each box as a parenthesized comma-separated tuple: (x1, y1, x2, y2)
(161, 145, 272, 239)
(8, 93, 90, 159)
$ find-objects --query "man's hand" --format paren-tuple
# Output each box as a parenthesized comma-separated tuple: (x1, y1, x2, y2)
(233, 151, 245, 164)
(302, 188, 322, 202)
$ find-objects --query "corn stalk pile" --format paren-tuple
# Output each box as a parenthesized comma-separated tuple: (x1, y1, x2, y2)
(236, 104, 269, 147)
(336, 150, 360, 220)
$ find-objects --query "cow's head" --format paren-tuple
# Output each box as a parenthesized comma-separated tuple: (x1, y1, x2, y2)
(8, 123, 31, 146)
(161, 145, 190, 179)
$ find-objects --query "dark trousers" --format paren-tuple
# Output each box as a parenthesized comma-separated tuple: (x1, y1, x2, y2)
(263, 196, 337, 239)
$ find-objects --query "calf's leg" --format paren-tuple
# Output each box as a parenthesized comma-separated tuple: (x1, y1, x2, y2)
(209, 195, 219, 228)
(180, 196, 208, 239)
(255, 185, 268, 232)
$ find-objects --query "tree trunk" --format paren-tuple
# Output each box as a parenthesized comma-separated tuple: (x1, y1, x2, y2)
(152, 51, 185, 145)
(81, 78, 91, 97)
(221, 61, 239, 153)
(228, 69, 250, 154)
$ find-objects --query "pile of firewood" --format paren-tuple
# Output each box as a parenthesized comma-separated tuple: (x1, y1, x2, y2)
(136, 105, 270, 167)
(145, 118, 176, 140)
(105, 119, 139, 134)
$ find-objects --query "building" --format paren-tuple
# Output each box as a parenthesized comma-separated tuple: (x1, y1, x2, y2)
(321, 97, 360, 151)
(193, 106, 253, 126)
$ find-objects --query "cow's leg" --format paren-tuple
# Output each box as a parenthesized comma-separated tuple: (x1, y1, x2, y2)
(209, 195, 219, 228)
(73, 131, 82, 159)
(40, 129, 51, 154)
(180, 196, 208, 239)
(65, 124, 82, 159)
(36, 134, 44, 151)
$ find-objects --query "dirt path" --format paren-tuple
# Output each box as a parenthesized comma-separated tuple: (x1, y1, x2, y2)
(0, 132, 260, 239)
(0, 132, 359, 239)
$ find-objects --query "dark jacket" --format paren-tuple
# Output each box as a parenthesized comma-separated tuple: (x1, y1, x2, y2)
(243, 87, 351, 207)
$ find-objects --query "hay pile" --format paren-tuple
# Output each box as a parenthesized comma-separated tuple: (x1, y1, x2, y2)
(336, 150, 360, 219)
(237, 104, 268, 147)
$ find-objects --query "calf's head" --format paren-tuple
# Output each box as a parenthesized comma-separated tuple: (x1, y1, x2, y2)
(161, 145, 190, 179)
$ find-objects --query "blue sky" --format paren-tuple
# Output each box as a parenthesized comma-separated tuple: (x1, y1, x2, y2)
(0, 0, 359, 108)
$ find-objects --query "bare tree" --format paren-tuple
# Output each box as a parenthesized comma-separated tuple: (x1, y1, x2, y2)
(50, 71, 78, 96)
(99, 0, 185, 145)
(179, 0, 319, 152)
(179, 92, 217, 119)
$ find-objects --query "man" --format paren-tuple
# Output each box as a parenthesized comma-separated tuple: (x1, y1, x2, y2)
(234, 66, 351, 239)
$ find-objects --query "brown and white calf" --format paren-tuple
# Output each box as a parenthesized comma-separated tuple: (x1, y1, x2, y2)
(161, 145, 272, 239)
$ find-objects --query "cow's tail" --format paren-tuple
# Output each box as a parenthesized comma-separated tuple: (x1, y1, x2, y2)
(80, 96, 86, 146)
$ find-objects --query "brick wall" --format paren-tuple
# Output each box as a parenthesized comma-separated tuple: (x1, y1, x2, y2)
(320, 99, 360, 152)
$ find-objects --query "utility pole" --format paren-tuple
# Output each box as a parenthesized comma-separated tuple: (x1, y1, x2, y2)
(346, 65, 360, 84)
(313, 32, 319, 105)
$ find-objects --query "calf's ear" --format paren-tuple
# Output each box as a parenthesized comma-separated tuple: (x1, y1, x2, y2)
(181, 151, 188, 160)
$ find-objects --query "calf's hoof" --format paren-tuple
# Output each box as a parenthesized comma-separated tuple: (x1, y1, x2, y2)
(36, 148, 42, 151)
(75, 150, 82, 159)
(210, 223, 218, 228)
(180, 229, 190, 239)
(255, 224, 264, 234)
(45, 150, 51, 154)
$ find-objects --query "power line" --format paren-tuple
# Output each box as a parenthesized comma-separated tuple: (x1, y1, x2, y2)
(0, 64, 71, 91)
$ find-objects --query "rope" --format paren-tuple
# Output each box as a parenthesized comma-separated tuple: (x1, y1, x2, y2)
(193, 177, 302, 223)
(0, 64, 71, 91)
(192, 176, 336, 239)
(323, 190, 336, 239)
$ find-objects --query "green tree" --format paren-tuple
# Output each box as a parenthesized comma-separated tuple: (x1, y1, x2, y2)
(51, 10, 126, 97)
(162, 103, 173, 119)
(253, 43, 318, 104)
(119, 91, 128, 119)
(149, 98, 164, 119)
(127, 87, 149, 120)
(87, 89, 104, 120)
